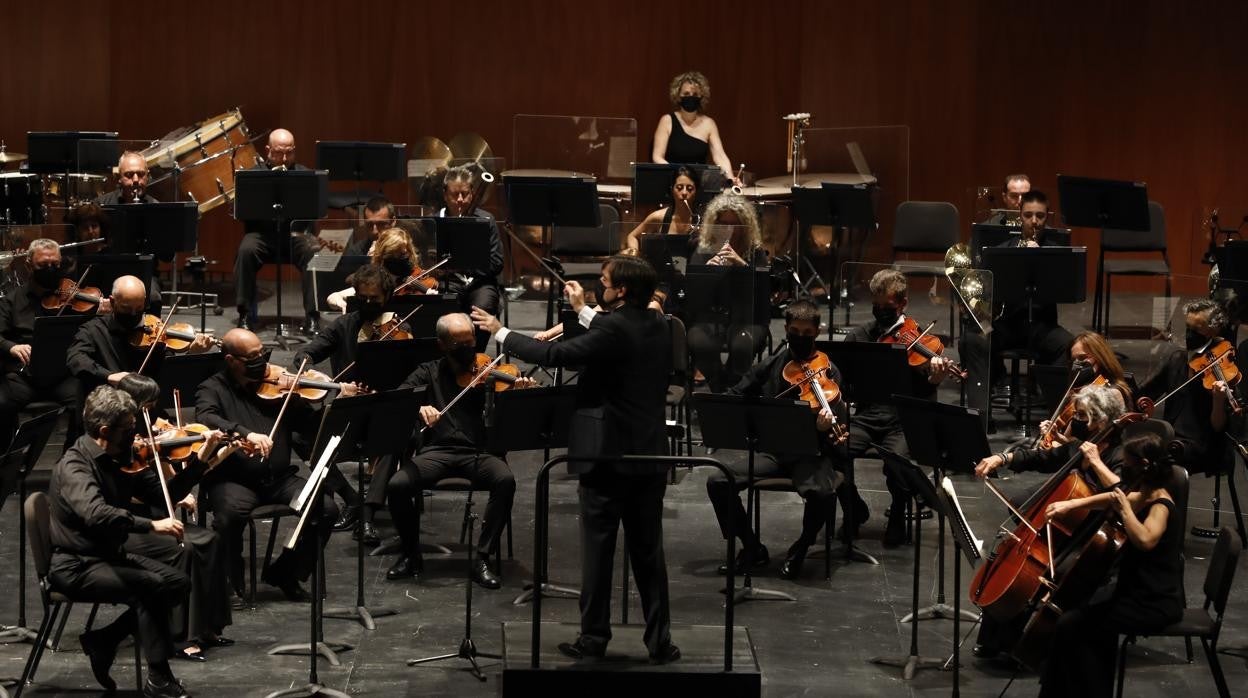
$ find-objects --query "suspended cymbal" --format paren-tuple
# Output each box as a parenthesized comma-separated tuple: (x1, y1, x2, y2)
(411, 136, 452, 164)
(446, 132, 492, 164)
(0, 151, 28, 164)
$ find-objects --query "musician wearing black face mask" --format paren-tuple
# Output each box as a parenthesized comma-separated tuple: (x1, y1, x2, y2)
(0, 239, 84, 448)
(651, 70, 739, 185)
(294, 264, 404, 542)
(1138, 298, 1232, 472)
(844, 270, 955, 547)
(382, 312, 515, 589)
(195, 328, 337, 602)
(706, 299, 850, 579)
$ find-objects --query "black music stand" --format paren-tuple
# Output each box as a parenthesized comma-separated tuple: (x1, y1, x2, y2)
(384, 294, 462, 339)
(681, 266, 770, 328)
(892, 396, 987, 625)
(434, 217, 494, 276)
(26, 131, 118, 177)
(490, 386, 581, 605)
(263, 424, 351, 698)
(235, 169, 329, 349)
(640, 233, 692, 307)
(315, 141, 406, 211)
(693, 393, 819, 604)
(29, 316, 90, 385)
(76, 253, 156, 298)
(982, 246, 1088, 307)
(1057, 174, 1150, 232)
(793, 182, 877, 304)
(352, 339, 438, 391)
(318, 388, 423, 630)
(970, 224, 1073, 263)
(101, 202, 198, 260)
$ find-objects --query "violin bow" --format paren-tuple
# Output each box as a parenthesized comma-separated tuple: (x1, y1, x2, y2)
(1149, 347, 1236, 411)
(501, 222, 569, 286)
(1029, 362, 1089, 448)
(55, 265, 94, 317)
(141, 407, 182, 547)
(136, 299, 180, 376)
(331, 306, 424, 382)
(420, 353, 507, 433)
(264, 358, 309, 462)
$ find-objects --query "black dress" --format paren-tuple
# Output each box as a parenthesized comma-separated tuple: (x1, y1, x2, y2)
(1039, 497, 1184, 698)
(663, 113, 710, 164)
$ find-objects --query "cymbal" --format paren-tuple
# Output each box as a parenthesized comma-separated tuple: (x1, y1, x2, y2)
(446, 132, 492, 164)
(410, 136, 451, 164)
(0, 151, 28, 164)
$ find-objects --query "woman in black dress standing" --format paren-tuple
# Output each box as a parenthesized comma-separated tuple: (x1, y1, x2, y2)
(1038, 431, 1185, 697)
(651, 70, 740, 186)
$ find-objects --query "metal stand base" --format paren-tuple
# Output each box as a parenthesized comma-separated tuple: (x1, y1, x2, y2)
(322, 605, 395, 632)
(0, 626, 39, 645)
(843, 544, 880, 565)
(900, 603, 981, 624)
(264, 683, 350, 698)
(371, 535, 451, 557)
(264, 324, 307, 350)
(730, 585, 797, 604)
(512, 582, 580, 606)
(869, 653, 949, 680)
(268, 640, 354, 667)
(407, 637, 500, 682)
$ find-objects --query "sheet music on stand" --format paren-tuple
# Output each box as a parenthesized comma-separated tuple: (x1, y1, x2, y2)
(289, 433, 344, 540)
(306, 253, 342, 273)
(937, 477, 983, 565)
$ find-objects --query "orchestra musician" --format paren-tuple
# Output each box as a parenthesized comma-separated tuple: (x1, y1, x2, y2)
(845, 269, 955, 546)
(294, 264, 402, 545)
(96, 151, 158, 205)
(328, 227, 430, 313)
(972, 383, 1130, 660)
(685, 193, 769, 393)
(233, 128, 321, 334)
(1039, 331, 1136, 446)
(90, 153, 165, 314)
(439, 165, 504, 352)
(1037, 432, 1183, 697)
(64, 201, 109, 245)
(383, 313, 522, 588)
(48, 386, 196, 698)
(344, 196, 397, 257)
(1003, 173, 1031, 211)
(623, 166, 700, 253)
(471, 255, 679, 664)
(959, 190, 1075, 418)
(651, 70, 740, 185)
(705, 299, 849, 579)
(194, 328, 340, 601)
(0, 239, 90, 448)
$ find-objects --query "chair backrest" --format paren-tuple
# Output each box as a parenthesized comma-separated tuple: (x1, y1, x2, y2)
(1101, 200, 1166, 252)
(667, 314, 689, 379)
(550, 203, 621, 257)
(893, 201, 959, 253)
(1206, 526, 1242, 619)
(24, 491, 53, 581)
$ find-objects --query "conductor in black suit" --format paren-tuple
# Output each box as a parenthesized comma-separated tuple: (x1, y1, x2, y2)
(471, 255, 680, 664)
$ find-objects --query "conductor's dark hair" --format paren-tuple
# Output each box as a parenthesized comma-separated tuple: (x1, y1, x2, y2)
(603, 255, 658, 309)
(784, 299, 821, 328)
(1020, 190, 1048, 208)
(347, 263, 397, 297)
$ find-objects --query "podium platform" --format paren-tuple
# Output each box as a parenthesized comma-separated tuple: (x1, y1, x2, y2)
(501, 622, 761, 696)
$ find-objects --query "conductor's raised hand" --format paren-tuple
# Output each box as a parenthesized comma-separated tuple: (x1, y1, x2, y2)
(564, 281, 586, 313)
(470, 306, 501, 335)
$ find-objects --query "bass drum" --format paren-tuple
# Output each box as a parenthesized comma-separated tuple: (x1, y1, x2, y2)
(142, 108, 261, 214)
(0, 173, 44, 225)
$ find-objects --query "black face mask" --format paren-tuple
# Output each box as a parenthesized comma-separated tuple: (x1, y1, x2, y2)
(357, 300, 384, 321)
(113, 311, 144, 330)
(241, 352, 270, 381)
(1072, 361, 1097, 385)
(383, 257, 414, 279)
(106, 427, 138, 459)
(1070, 419, 1092, 440)
(787, 333, 816, 360)
(679, 95, 702, 113)
(1186, 329, 1209, 352)
(448, 344, 477, 370)
(872, 305, 900, 329)
(32, 267, 61, 289)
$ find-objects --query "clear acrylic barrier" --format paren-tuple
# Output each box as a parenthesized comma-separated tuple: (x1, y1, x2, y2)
(294, 217, 438, 313)
(840, 261, 991, 419)
(511, 114, 638, 183)
(74, 139, 159, 200)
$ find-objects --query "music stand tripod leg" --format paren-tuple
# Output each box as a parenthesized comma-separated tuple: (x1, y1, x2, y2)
(324, 459, 398, 629)
(869, 496, 947, 678)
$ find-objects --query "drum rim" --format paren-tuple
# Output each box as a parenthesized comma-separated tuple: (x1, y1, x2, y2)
(174, 142, 259, 172)
(143, 109, 246, 159)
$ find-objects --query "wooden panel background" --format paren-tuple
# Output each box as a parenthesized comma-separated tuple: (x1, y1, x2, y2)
(2, 0, 1245, 295)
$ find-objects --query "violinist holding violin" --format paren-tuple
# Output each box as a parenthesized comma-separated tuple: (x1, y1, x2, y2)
(0, 239, 93, 448)
(846, 269, 957, 547)
(195, 328, 339, 602)
(1037, 332, 1136, 448)
(326, 227, 436, 313)
(705, 299, 850, 581)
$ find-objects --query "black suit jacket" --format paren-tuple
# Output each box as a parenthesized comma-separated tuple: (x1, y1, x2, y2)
(502, 305, 671, 474)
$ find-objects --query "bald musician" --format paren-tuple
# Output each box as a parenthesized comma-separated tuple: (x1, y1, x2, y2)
(96, 151, 158, 206)
(233, 129, 322, 334)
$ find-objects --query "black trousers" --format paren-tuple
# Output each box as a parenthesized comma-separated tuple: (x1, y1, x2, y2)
(687, 323, 767, 393)
(48, 551, 190, 665)
(1038, 597, 1177, 698)
(124, 525, 232, 642)
(847, 419, 911, 505)
(706, 450, 843, 552)
(386, 448, 515, 555)
(0, 370, 80, 449)
(576, 470, 671, 655)
(234, 232, 318, 317)
(959, 318, 1074, 416)
(202, 475, 339, 590)
(448, 282, 501, 352)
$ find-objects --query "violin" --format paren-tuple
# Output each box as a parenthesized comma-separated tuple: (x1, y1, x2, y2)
(255, 364, 371, 402)
(1038, 375, 1108, 450)
(779, 350, 848, 444)
(129, 314, 219, 352)
(459, 353, 525, 392)
(364, 316, 413, 341)
(42, 277, 104, 314)
(124, 419, 255, 475)
(1189, 338, 1243, 414)
(878, 317, 967, 381)
(394, 257, 451, 295)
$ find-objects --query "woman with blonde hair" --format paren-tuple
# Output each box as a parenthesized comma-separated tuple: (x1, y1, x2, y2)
(651, 70, 740, 186)
(327, 227, 431, 312)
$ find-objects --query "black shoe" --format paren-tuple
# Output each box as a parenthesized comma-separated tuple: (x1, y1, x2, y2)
(79, 630, 118, 692)
(971, 643, 1000, 659)
(386, 554, 422, 580)
(717, 544, 770, 575)
(779, 548, 806, 580)
(649, 643, 681, 664)
(557, 638, 606, 661)
(884, 502, 908, 548)
(143, 674, 190, 698)
(174, 645, 207, 662)
(471, 558, 501, 590)
(332, 506, 359, 532)
(352, 521, 380, 547)
(261, 567, 310, 602)
(301, 314, 320, 336)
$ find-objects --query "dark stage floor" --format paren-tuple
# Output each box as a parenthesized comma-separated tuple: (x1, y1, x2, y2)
(2, 286, 1246, 697)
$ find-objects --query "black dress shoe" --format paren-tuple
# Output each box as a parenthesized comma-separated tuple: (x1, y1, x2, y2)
(143, 675, 190, 698)
(174, 646, 207, 662)
(261, 567, 310, 601)
(557, 638, 606, 660)
(386, 554, 422, 580)
(352, 521, 380, 547)
(79, 630, 118, 692)
(717, 544, 770, 575)
(971, 643, 999, 659)
(471, 558, 501, 590)
(332, 506, 359, 532)
(779, 549, 806, 580)
(649, 643, 681, 664)
(884, 510, 907, 548)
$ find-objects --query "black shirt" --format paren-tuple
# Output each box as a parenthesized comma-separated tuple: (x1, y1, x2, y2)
(1139, 346, 1220, 450)
(400, 358, 487, 452)
(0, 281, 61, 373)
(845, 318, 940, 426)
(194, 370, 321, 484)
(67, 314, 162, 392)
(48, 435, 203, 559)
(1115, 497, 1184, 626)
